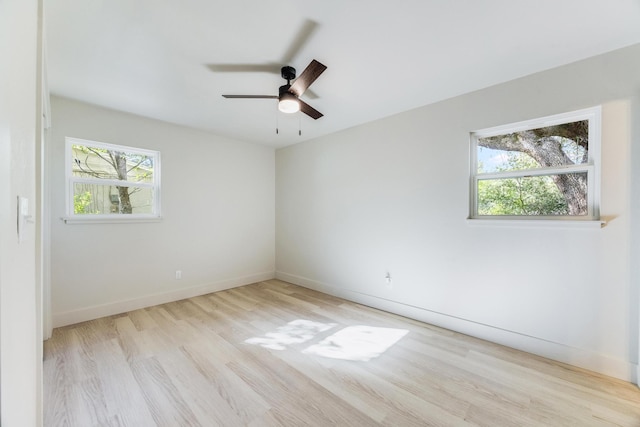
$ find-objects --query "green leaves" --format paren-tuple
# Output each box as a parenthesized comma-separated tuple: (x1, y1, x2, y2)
(477, 153, 569, 216)
(73, 191, 98, 214)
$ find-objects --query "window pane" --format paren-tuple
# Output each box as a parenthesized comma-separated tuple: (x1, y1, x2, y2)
(72, 144, 154, 183)
(477, 120, 588, 173)
(73, 183, 154, 215)
(477, 172, 588, 216)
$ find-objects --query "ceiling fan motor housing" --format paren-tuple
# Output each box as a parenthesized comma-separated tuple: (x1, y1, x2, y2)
(279, 84, 293, 98)
(281, 66, 296, 81)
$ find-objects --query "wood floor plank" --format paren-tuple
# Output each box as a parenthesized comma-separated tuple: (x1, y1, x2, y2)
(43, 356, 70, 427)
(226, 351, 379, 426)
(155, 348, 249, 426)
(126, 308, 158, 332)
(93, 338, 157, 427)
(177, 343, 271, 424)
(129, 356, 202, 426)
(44, 280, 640, 426)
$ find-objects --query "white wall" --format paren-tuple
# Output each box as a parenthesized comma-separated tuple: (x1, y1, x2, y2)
(49, 96, 275, 326)
(276, 43, 640, 382)
(0, 0, 42, 425)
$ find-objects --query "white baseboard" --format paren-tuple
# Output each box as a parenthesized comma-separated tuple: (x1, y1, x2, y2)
(276, 271, 638, 384)
(52, 271, 276, 328)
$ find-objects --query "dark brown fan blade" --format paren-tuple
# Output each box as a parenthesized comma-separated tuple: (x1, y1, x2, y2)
(207, 20, 319, 75)
(290, 59, 327, 97)
(222, 95, 278, 99)
(207, 63, 280, 74)
(281, 19, 319, 64)
(299, 99, 323, 119)
(302, 88, 319, 100)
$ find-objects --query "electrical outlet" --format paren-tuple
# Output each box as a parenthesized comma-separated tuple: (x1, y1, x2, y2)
(385, 271, 392, 288)
(175, 270, 182, 280)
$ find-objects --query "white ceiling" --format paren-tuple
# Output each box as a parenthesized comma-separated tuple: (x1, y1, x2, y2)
(45, 0, 640, 148)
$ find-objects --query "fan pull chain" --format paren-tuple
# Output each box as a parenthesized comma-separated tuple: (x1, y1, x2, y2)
(276, 110, 279, 134)
(298, 115, 302, 136)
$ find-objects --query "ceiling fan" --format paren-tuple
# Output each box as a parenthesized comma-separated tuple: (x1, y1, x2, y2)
(222, 59, 327, 119)
(208, 19, 321, 99)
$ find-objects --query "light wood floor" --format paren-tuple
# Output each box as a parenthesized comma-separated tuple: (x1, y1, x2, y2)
(44, 279, 640, 426)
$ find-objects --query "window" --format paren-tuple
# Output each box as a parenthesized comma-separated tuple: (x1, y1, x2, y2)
(470, 107, 600, 220)
(65, 137, 161, 221)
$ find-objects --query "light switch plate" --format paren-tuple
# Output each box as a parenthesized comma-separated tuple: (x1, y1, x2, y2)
(17, 196, 29, 242)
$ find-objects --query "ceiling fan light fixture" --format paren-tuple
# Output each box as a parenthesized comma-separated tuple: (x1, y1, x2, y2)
(278, 93, 300, 113)
(222, 59, 325, 120)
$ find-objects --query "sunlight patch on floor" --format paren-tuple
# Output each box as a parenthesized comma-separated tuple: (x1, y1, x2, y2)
(244, 319, 337, 350)
(303, 325, 409, 361)
(245, 320, 408, 361)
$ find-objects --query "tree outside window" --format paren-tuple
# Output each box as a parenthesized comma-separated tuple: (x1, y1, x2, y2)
(470, 107, 600, 220)
(66, 138, 161, 219)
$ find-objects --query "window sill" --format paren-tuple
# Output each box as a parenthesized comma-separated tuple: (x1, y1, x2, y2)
(62, 216, 162, 225)
(466, 218, 606, 229)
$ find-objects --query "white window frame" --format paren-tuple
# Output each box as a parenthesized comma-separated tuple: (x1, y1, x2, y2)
(469, 106, 601, 222)
(64, 137, 161, 223)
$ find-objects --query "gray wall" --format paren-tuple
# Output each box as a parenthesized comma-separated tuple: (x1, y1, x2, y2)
(276, 43, 640, 382)
(49, 96, 275, 326)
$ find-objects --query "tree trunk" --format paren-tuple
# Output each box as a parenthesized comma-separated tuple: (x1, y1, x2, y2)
(479, 128, 588, 215)
(112, 151, 133, 214)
